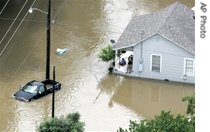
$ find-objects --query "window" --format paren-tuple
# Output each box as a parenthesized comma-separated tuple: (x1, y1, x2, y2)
(22, 85, 38, 94)
(151, 54, 162, 72)
(184, 58, 195, 76)
(38, 86, 45, 94)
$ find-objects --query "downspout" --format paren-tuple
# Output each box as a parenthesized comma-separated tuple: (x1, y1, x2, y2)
(139, 30, 144, 73)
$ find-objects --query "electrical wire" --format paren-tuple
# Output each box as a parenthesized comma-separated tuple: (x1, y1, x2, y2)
(0, 0, 41, 88)
(52, 0, 68, 21)
(0, 0, 10, 15)
(0, 0, 29, 46)
(0, 0, 38, 62)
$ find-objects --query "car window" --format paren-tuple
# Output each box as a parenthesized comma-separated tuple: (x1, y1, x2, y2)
(22, 85, 38, 94)
(39, 86, 45, 94)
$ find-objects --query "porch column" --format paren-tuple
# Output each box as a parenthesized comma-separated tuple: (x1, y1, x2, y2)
(115, 50, 118, 70)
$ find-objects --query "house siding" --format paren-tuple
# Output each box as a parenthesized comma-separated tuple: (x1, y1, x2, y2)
(132, 34, 194, 83)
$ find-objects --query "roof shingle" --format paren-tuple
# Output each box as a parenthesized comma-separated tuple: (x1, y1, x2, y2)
(113, 2, 195, 54)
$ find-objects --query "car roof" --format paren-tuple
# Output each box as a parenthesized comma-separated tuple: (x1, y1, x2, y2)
(27, 80, 43, 86)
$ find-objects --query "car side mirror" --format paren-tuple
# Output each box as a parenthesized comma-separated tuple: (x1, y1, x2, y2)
(20, 85, 23, 90)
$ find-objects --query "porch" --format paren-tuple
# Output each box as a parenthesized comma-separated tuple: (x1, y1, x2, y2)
(113, 50, 133, 74)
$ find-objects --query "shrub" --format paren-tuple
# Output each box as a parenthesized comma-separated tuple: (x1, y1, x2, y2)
(37, 112, 85, 132)
(118, 111, 195, 132)
(98, 45, 115, 63)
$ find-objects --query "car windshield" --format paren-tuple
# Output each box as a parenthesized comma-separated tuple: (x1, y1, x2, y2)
(22, 85, 38, 94)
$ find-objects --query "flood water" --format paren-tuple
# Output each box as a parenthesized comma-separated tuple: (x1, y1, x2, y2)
(0, 0, 194, 131)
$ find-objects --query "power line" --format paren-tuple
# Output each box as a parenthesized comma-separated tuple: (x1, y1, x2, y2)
(0, 0, 41, 89)
(0, 0, 29, 46)
(0, 0, 38, 59)
(0, 0, 10, 15)
(52, 0, 68, 21)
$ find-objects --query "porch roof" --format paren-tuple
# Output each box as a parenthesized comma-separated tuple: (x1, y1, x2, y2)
(113, 2, 195, 55)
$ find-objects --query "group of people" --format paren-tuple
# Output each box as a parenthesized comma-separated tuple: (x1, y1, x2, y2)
(119, 55, 133, 73)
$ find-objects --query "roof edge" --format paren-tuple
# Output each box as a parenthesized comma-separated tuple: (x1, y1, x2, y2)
(113, 33, 195, 55)
(157, 33, 195, 55)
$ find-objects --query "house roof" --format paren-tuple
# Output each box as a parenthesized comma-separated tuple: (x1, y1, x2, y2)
(113, 2, 195, 54)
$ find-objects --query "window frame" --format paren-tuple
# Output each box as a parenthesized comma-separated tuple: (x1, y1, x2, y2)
(150, 54, 162, 73)
(184, 58, 195, 77)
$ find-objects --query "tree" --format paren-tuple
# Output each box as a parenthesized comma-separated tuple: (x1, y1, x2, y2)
(37, 112, 85, 132)
(182, 94, 195, 115)
(118, 94, 195, 132)
(118, 111, 194, 132)
(98, 45, 115, 72)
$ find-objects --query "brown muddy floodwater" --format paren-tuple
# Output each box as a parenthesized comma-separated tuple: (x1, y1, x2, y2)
(0, 0, 194, 131)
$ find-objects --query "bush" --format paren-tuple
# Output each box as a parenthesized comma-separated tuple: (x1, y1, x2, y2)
(98, 45, 115, 62)
(182, 94, 195, 115)
(118, 111, 195, 132)
(37, 112, 85, 132)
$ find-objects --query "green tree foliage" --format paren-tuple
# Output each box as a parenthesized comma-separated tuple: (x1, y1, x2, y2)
(37, 112, 85, 132)
(98, 45, 115, 63)
(182, 94, 195, 115)
(118, 94, 195, 132)
(118, 111, 194, 132)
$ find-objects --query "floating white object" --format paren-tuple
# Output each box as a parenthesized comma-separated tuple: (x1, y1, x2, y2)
(191, 7, 195, 11)
(56, 48, 69, 55)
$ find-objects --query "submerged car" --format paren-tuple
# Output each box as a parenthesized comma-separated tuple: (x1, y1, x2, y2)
(14, 79, 61, 102)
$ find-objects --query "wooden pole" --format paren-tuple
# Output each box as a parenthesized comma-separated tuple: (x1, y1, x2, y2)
(52, 66, 55, 118)
(46, 0, 51, 80)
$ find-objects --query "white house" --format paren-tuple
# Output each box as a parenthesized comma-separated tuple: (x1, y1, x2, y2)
(113, 2, 195, 84)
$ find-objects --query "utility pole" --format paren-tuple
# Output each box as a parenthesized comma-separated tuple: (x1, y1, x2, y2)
(46, 0, 51, 80)
(52, 66, 55, 118)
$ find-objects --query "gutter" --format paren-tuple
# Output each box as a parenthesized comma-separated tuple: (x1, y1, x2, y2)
(113, 33, 195, 55)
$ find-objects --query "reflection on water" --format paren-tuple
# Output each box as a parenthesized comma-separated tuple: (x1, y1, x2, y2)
(99, 74, 194, 119)
(0, 0, 194, 131)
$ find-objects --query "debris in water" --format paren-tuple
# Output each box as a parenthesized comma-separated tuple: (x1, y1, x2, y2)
(56, 48, 69, 55)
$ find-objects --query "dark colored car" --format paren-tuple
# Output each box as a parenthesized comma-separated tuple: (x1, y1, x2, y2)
(14, 79, 61, 102)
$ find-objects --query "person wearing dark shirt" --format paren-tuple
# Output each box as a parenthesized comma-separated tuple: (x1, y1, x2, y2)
(127, 55, 133, 73)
